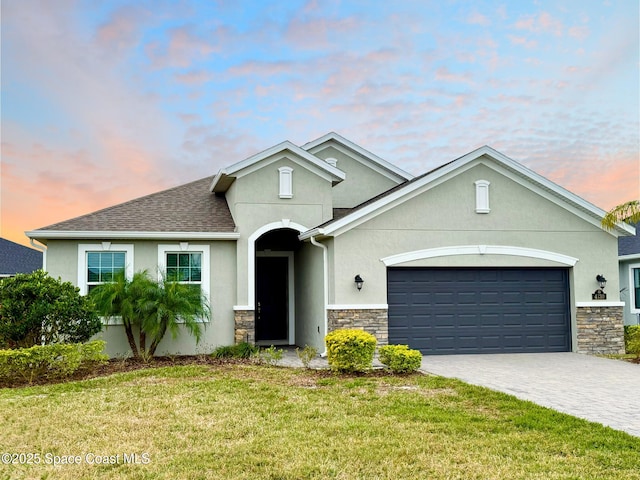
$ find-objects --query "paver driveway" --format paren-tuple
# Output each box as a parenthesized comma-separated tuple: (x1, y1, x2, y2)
(420, 353, 640, 437)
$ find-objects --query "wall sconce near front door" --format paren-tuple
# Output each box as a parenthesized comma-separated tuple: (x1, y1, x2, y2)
(354, 274, 364, 291)
(592, 274, 607, 300)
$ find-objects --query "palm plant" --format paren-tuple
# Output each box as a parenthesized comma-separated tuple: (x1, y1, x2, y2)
(90, 270, 209, 359)
(142, 277, 209, 357)
(602, 200, 640, 230)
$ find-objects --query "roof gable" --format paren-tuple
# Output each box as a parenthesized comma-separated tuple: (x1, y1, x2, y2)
(210, 141, 345, 193)
(300, 145, 635, 239)
(302, 132, 413, 183)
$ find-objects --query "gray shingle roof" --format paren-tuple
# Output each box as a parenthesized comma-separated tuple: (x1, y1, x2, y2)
(619, 222, 640, 256)
(34, 177, 236, 233)
(0, 238, 43, 275)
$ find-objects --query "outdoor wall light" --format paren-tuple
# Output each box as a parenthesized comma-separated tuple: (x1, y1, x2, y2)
(354, 274, 364, 291)
(592, 274, 607, 300)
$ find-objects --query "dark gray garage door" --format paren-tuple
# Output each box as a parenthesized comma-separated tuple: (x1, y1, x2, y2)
(388, 268, 570, 354)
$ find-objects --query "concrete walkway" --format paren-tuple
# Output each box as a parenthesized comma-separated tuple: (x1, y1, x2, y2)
(420, 353, 640, 437)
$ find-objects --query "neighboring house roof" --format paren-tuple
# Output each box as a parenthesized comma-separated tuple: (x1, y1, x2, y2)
(210, 140, 346, 193)
(300, 145, 635, 240)
(0, 238, 43, 276)
(27, 177, 238, 242)
(302, 132, 414, 182)
(619, 222, 640, 259)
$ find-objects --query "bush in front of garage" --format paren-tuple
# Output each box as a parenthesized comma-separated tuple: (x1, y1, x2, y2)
(624, 325, 640, 355)
(325, 329, 377, 373)
(378, 344, 422, 373)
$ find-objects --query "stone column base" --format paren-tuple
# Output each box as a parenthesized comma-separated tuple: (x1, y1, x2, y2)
(234, 309, 255, 344)
(327, 308, 388, 345)
(576, 305, 624, 355)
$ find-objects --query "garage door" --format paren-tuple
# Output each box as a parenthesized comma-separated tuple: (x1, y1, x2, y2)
(388, 268, 570, 354)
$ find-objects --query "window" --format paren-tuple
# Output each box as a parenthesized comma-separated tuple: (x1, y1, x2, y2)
(631, 265, 640, 312)
(158, 244, 210, 306)
(78, 244, 134, 295)
(279, 166, 293, 199)
(166, 252, 202, 285)
(87, 252, 125, 293)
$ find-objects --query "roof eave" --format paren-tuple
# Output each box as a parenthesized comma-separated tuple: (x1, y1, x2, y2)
(26, 230, 240, 241)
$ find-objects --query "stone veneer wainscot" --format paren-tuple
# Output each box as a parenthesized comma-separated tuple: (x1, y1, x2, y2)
(327, 308, 389, 345)
(234, 310, 255, 344)
(576, 305, 624, 355)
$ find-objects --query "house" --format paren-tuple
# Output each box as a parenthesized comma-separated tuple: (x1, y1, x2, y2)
(0, 238, 43, 278)
(26, 132, 634, 357)
(618, 222, 640, 326)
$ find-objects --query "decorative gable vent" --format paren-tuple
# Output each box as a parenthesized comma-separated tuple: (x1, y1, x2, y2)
(474, 180, 490, 213)
(279, 166, 293, 199)
(325, 157, 338, 167)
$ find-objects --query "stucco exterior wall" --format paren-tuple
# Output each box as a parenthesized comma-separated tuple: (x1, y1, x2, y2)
(44, 239, 237, 357)
(227, 157, 334, 307)
(330, 162, 620, 307)
(312, 145, 401, 208)
(294, 242, 326, 350)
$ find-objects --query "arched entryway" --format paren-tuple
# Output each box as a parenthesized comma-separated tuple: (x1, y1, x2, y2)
(255, 228, 302, 344)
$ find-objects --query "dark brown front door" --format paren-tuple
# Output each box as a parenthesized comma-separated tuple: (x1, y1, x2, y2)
(256, 256, 288, 342)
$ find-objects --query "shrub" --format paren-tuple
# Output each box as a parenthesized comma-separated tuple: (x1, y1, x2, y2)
(211, 342, 259, 359)
(0, 340, 108, 385)
(624, 325, 640, 355)
(296, 344, 318, 369)
(378, 344, 422, 373)
(0, 270, 102, 348)
(258, 345, 284, 366)
(325, 329, 377, 373)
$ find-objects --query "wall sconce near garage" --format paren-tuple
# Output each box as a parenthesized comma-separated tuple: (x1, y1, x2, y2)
(592, 274, 607, 300)
(354, 274, 364, 291)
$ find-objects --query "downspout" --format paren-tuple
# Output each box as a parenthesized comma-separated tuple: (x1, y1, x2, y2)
(29, 238, 47, 271)
(309, 235, 328, 357)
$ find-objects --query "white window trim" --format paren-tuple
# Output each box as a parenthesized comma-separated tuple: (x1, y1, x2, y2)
(158, 244, 211, 316)
(474, 179, 490, 213)
(629, 263, 640, 314)
(278, 166, 293, 199)
(78, 243, 134, 296)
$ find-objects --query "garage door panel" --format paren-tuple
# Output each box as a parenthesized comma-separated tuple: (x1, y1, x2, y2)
(388, 267, 570, 354)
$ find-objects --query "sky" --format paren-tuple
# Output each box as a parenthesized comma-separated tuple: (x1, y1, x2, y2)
(1, 0, 639, 247)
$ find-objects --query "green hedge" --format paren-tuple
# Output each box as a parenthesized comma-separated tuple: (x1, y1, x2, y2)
(0, 341, 108, 385)
(378, 344, 422, 373)
(624, 325, 640, 355)
(325, 329, 377, 373)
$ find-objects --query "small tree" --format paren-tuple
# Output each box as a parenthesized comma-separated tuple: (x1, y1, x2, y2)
(91, 270, 209, 359)
(0, 270, 102, 348)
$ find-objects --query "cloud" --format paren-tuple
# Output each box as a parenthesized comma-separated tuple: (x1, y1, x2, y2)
(514, 12, 563, 36)
(467, 12, 491, 26)
(146, 26, 218, 69)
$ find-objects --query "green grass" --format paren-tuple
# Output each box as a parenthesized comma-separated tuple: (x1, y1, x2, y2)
(1, 364, 639, 479)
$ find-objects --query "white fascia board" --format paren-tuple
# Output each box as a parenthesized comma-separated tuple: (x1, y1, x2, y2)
(469, 146, 635, 237)
(307, 145, 635, 239)
(26, 231, 240, 240)
(619, 253, 640, 261)
(298, 228, 325, 241)
(218, 141, 344, 182)
(235, 151, 343, 184)
(302, 132, 414, 181)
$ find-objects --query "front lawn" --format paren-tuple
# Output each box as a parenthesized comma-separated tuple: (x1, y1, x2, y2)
(1, 364, 638, 479)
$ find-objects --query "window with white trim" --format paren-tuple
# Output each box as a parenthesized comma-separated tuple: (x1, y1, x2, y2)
(87, 252, 125, 293)
(279, 166, 293, 199)
(630, 264, 640, 313)
(166, 252, 202, 290)
(78, 244, 134, 295)
(158, 244, 210, 309)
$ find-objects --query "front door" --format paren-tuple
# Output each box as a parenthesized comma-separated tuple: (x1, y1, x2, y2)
(256, 256, 289, 343)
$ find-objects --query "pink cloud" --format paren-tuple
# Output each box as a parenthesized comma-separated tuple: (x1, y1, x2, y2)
(146, 26, 217, 68)
(508, 35, 538, 49)
(435, 67, 474, 85)
(514, 12, 563, 36)
(285, 15, 360, 50)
